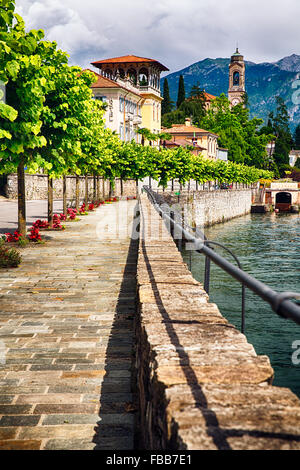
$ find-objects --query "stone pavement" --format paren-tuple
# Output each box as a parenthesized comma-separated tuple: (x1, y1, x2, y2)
(0, 199, 68, 234)
(0, 200, 139, 450)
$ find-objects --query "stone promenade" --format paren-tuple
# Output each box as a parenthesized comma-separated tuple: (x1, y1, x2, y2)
(0, 200, 138, 450)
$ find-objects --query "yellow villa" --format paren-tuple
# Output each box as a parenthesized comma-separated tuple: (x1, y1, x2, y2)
(89, 55, 169, 144)
(162, 118, 220, 160)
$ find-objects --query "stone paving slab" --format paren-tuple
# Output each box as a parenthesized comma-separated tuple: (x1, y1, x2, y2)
(0, 200, 138, 450)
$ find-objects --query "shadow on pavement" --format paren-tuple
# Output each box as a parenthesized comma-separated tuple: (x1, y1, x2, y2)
(93, 204, 139, 450)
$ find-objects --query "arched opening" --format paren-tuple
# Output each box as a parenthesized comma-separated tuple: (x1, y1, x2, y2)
(233, 71, 240, 86)
(275, 192, 292, 211)
(139, 68, 149, 86)
(118, 68, 125, 79)
(127, 68, 137, 85)
(104, 69, 113, 79)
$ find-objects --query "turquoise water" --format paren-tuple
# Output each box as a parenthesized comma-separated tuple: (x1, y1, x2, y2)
(181, 212, 300, 397)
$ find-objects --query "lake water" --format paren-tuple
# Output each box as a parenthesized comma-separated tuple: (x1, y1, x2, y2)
(180, 212, 300, 397)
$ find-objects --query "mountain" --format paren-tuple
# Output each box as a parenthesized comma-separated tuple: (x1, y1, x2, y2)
(163, 54, 300, 132)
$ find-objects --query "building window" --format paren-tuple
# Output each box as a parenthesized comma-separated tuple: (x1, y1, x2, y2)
(127, 68, 137, 85)
(233, 71, 240, 86)
(139, 68, 149, 86)
(118, 68, 125, 79)
(119, 123, 124, 141)
(95, 96, 107, 103)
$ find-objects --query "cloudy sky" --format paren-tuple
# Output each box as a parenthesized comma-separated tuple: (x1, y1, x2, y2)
(16, 0, 300, 75)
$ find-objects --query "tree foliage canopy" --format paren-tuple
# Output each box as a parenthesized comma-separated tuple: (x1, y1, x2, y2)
(266, 96, 293, 176)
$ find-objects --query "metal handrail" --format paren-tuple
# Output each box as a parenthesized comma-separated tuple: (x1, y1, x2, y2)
(143, 185, 300, 328)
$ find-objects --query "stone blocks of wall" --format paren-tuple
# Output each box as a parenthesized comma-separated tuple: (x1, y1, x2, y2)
(5, 174, 137, 200)
(162, 190, 253, 228)
(135, 194, 300, 450)
(194, 190, 252, 227)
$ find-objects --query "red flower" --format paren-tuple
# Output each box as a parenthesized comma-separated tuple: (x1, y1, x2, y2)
(28, 227, 42, 242)
(5, 231, 25, 242)
(33, 220, 49, 229)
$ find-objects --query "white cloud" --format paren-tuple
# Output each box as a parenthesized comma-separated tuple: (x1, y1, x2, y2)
(15, 0, 300, 72)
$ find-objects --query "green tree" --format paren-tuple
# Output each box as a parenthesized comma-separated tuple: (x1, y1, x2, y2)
(189, 83, 203, 99)
(161, 109, 186, 128)
(176, 75, 185, 109)
(294, 124, 300, 150)
(161, 78, 173, 115)
(200, 94, 273, 168)
(162, 85, 206, 128)
(270, 97, 293, 176)
(0, 3, 61, 234)
(38, 66, 106, 222)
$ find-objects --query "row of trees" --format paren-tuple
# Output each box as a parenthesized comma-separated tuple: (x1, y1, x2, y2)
(0, 1, 114, 234)
(0, 1, 273, 237)
(107, 142, 273, 189)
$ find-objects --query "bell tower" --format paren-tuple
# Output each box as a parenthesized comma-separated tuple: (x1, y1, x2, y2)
(228, 48, 245, 106)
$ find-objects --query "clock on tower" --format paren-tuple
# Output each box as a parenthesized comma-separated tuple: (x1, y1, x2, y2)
(228, 48, 245, 107)
(232, 98, 240, 106)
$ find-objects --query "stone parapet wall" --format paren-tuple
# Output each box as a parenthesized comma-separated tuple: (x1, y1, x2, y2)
(4, 174, 137, 200)
(161, 189, 254, 227)
(135, 194, 300, 450)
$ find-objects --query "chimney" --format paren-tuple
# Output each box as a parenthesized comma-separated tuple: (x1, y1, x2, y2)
(185, 118, 191, 127)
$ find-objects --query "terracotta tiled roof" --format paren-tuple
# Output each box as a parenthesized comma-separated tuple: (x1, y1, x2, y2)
(91, 55, 169, 71)
(82, 69, 141, 97)
(203, 91, 216, 101)
(82, 69, 120, 88)
(163, 138, 206, 150)
(187, 91, 216, 102)
(162, 124, 218, 138)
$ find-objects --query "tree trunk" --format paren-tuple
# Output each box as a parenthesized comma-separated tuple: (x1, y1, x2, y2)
(48, 176, 53, 228)
(85, 175, 88, 206)
(109, 180, 114, 198)
(96, 176, 100, 202)
(136, 178, 139, 198)
(120, 178, 124, 196)
(93, 175, 97, 202)
(17, 159, 26, 236)
(75, 175, 80, 211)
(63, 176, 67, 217)
(102, 179, 105, 199)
